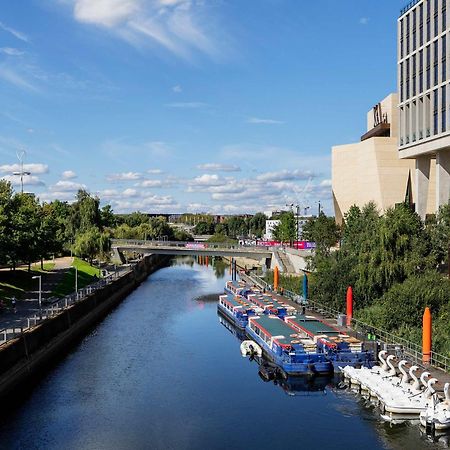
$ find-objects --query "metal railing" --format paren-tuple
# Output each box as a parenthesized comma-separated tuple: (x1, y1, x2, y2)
(0, 267, 133, 347)
(246, 271, 450, 374)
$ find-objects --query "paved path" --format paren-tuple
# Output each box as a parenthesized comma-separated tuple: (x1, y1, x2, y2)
(0, 257, 74, 330)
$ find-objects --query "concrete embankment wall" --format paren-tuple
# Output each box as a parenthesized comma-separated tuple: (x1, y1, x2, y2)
(0, 254, 171, 400)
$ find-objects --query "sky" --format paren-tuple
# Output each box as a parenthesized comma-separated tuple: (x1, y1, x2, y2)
(0, 0, 406, 215)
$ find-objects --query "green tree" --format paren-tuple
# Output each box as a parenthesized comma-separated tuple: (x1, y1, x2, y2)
(301, 212, 340, 255)
(0, 180, 14, 265)
(73, 227, 111, 263)
(194, 221, 215, 235)
(101, 204, 116, 229)
(249, 212, 266, 238)
(273, 212, 297, 244)
(225, 216, 248, 238)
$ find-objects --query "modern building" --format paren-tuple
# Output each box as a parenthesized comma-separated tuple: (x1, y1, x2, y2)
(398, 0, 450, 219)
(332, 93, 436, 224)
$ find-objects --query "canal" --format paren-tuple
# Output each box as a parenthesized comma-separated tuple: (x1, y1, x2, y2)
(0, 258, 446, 449)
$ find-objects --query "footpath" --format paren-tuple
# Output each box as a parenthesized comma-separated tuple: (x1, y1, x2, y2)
(0, 257, 73, 330)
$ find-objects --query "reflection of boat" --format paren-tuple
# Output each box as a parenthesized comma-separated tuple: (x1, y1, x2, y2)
(218, 313, 247, 341)
(217, 294, 260, 329)
(246, 315, 333, 375)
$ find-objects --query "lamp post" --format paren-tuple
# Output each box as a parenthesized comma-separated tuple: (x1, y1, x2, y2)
(32, 275, 42, 319)
(75, 266, 78, 299)
(13, 150, 31, 195)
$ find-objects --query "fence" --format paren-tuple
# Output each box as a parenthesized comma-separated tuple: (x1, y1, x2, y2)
(0, 266, 133, 347)
(245, 270, 450, 374)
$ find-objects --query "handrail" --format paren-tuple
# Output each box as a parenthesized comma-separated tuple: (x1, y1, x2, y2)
(0, 266, 133, 347)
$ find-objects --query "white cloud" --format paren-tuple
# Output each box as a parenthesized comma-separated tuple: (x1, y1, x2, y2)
(107, 171, 143, 181)
(62, 170, 77, 179)
(359, 17, 369, 25)
(69, 0, 225, 61)
(0, 47, 24, 56)
(122, 188, 138, 197)
(196, 163, 241, 172)
(137, 179, 176, 188)
(0, 163, 48, 175)
(256, 169, 314, 182)
(50, 180, 86, 191)
(2, 174, 44, 187)
(165, 102, 207, 108)
(189, 174, 224, 187)
(172, 84, 182, 93)
(0, 22, 29, 43)
(320, 179, 332, 187)
(147, 168, 163, 174)
(39, 191, 77, 202)
(247, 117, 284, 125)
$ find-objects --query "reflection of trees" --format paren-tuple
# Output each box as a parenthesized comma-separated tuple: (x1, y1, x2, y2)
(213, 257, 227, 278)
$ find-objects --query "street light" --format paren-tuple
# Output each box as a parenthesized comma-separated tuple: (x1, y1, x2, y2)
(75, 266, 78, 299)
(32, 275, 42, 319)
(13, 150, 31, 195)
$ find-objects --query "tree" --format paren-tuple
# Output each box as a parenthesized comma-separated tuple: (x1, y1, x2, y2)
(225, 216, 248, 238)
(101, 205, 116, 229)
(249, 213, 266, 238)
(73, 227, 111, 263)
(214, 223, 228, 235)
(272, 212, 297, 244)
(0, 181, 14, 265)
(301, 212, 340, 255)
(428, 204, 450, 268)
(194, 221, 215, 235)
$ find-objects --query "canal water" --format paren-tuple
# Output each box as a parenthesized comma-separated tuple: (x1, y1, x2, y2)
(0, 258, 446, 449)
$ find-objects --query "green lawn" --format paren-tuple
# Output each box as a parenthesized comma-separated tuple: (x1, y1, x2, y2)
(31, 262, 56, 272)
(52, 258, 101, 298)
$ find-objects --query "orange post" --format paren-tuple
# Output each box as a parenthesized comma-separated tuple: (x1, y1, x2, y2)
(346, 286, 353, 327)
(273, 266, 279, 291)
(205, 256, 209, 266)
(422, 307, 432, 364)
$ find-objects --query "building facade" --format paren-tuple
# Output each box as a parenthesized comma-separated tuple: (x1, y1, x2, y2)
(332, 93, 436, 224)
(398, 0, 450, 218)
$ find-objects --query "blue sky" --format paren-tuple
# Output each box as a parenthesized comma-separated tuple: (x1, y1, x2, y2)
(0, 0, 404, 214)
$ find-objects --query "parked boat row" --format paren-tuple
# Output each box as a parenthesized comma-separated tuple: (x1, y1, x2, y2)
(218, 279, 374, 376)
(342, 350, 450, 430)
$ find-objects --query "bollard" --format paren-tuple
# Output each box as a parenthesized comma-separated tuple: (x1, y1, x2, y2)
(346, 286, 353, 327)
(274, 266, 279, 291)
(422, 307, 432, 364)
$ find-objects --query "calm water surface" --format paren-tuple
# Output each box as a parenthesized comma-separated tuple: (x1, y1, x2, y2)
(0, 259, 447, 449)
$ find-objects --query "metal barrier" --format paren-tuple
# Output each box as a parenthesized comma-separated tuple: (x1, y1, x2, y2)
(0, 266, 133, 347)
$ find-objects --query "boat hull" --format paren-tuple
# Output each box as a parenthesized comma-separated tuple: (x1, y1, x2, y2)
(217, 303, 247, 329)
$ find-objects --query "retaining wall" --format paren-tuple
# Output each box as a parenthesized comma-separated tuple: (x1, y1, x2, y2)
(0, 254, 171, 399)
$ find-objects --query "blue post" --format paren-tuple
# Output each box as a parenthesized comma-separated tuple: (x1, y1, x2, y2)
(303, 273, 308, 300)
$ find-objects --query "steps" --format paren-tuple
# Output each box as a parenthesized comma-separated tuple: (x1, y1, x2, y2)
(276, 250, 296, 274)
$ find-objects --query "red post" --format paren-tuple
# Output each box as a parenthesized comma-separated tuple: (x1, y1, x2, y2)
(423, 307, 432, 364)
(346, 286, 353, 327)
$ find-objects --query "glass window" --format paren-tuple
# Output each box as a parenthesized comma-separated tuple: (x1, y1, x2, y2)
(434, 0, 439, 37)
(442, 86, 447, 132)
(420, 4, 424, 46)
(413, 10, 417, 51)
(442, 35, 447, 81)
(443, 0, 447, 30)
(407, 58, 410, 99)
(426, 45, 431, 89)
(434, 40, 439, 85)
(413, 54, 417, 96)
(427, 1, 431, 41)
(419, 49, 424, 92)
(434, 89, 439, 135)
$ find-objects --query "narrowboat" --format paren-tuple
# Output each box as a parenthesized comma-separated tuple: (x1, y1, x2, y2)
(224, 280, 251, 296)
(247, 293, 296, 318)
(246, 315, 333, 375)
(285, 315, 373, 369)
(217, 294, 261, 329)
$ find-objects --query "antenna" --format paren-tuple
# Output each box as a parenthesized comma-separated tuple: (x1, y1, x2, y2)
(13, 150, 31, 194)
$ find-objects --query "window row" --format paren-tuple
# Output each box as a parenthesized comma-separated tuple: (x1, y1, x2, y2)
(400, 87, 449, 146)
(400, 0, 448, 58)
(400, 35, 447, 101)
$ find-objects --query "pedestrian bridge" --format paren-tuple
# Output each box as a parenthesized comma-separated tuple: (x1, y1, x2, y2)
(111, 239, 273, 262)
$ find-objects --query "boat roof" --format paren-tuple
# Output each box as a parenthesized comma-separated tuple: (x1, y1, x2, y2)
(286, 316, 340, 336)
(220, 293, 254, 309)
(226, 280, 247, 289)
(250, 315, 304, 346)
(248, 293, 294, 311)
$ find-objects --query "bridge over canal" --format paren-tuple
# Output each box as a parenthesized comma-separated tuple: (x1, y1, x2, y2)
(111, 239, 274, 267)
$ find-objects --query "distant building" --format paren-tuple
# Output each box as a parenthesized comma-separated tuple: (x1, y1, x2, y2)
(264, 219, 280, 240)
(398, 0, 450, 219)
(332, 93, 435, 224)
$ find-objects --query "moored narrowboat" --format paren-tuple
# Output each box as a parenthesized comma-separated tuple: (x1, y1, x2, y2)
(218, 294, 261, 329)
(285, 315, 372, 369)
(246, 315, 333, 375)
(247, 293, 296, 318)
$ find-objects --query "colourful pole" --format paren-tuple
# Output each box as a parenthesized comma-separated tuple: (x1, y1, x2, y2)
(346, 286, 353, 327)
(423, 307, 432, 364)
(229, 258, 232, 275)
(205, 256, 209, 266)
(273, 266, 279, 291)
(302, 273, 308, 300)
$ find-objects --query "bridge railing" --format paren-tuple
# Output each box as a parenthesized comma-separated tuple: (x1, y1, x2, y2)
(111, 239, 274, 251)
(0, 266, 133, 347)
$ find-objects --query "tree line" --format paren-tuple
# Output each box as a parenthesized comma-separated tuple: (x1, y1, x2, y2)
(305, 201, 450, 357)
